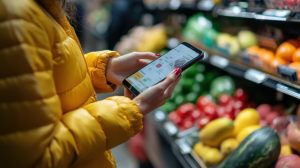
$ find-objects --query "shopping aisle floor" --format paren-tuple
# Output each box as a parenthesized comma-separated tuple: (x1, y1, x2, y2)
(97, 89, 138, 168)
(112, 143, 138, 168)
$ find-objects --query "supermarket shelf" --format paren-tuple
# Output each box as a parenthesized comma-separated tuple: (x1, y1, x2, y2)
(202, 54, 300, 99)
(215, 8, 300, 23)
(150, 111, 202, 168)
(144, 2, 214, 14)
(165, 39, 300, 99)
(145, 3, 300, 23)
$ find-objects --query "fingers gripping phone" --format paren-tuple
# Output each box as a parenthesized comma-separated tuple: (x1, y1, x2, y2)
(122, 42, 205, 96)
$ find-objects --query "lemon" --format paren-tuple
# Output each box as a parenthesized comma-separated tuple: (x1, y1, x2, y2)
(234, 108, 260, 135)
(221, 138, 239, 155)
(237, 125, 261, 142)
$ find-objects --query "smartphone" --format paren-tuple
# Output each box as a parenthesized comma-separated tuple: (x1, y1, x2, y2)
(123, 42, 204, 96)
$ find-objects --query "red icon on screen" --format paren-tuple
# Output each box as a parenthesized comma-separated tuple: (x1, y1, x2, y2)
(156, 63, 162, 68)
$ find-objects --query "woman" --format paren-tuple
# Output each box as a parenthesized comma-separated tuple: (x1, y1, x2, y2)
(0, 0, 181, 167)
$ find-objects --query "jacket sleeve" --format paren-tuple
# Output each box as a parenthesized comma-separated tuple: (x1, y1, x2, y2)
(84, 51, 120, 93)
(0, 18, 143, 168)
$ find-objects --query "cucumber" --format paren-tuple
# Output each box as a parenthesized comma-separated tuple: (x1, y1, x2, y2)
(218, 127, 280, 168)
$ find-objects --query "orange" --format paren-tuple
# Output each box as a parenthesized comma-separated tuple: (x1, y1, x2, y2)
(276, 42, 297, 62)
(287, 39, 300, 48)
(289, 62, 300, 81)
(247, 45, 260, 55)
(271, 57, 288, 73)
(290, 62, 300, 70)
(293, 48, 300, 62)
(259, 49, 275, 71)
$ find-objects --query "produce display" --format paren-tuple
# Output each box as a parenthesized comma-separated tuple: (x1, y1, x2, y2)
(218, 127, 280, 168)
(158, 63, 299, 167)
(162, 63, 256, 131)
(115, 25, 167, 54)
(182, 13, 300, 84)
(118, 1, 300, 167)
(245, 40, 300, 81)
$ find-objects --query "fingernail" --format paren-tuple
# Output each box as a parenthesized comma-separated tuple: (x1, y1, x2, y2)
(174, 68, 182, 76)
(155, 53, 161, 56)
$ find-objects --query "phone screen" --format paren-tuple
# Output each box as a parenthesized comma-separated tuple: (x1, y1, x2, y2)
(124, 43, 202, 94)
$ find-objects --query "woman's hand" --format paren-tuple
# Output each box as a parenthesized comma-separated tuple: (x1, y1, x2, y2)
(106, 52, 158, 86)
(133, 68, 182, 115)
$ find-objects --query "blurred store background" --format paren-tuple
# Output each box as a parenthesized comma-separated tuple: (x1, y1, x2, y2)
(68, 0, 300, 168)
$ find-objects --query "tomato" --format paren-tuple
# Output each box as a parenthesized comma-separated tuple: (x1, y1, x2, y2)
(218, 105, 235, 119)
(182, 119, 194, 130)
(177, 103, 195, 118)
(169, 112, 183, 126)
(233, 109, 240, 119)
(191, 109, 203, 121)
(218, 94, 232, 106)
(234, 88, 248, 102)
(196, 95, 214, 110)
(196, 116, 210, 129)
(225, 101, 234, 114)
(217, 106, 227, 118)
(203, 104, 218, 120)
(285, 0, 297, 7)
(233, 100, 245, 111)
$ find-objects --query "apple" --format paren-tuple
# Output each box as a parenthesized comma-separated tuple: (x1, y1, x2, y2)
(256, 104, 272, 120)
(273, 104, 285, 116)
(271, 116, 289, 132)
(237, 30, 257, 49)
(260, 120, 268, 127)
(266, 111, 280, 125)
(275, 154, 300, 168)
(287, 123, 300, 152)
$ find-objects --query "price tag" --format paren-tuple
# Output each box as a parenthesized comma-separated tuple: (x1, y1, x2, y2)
(244, 69, 267, 84)
(255, 14, 287, 21)
(263, 9, 290, 17)
(276, 84, 300, 99)
(154, 110, 167, 122)
(209, 55, 229, 69)
(164, 121, 178, 136)
(177, 126, 198, 138)
(175, 138, 192, 154)
(197, 0, 214, 11)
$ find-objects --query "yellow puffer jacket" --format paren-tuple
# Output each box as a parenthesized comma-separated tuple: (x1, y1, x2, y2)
(0, 0, 143, 168)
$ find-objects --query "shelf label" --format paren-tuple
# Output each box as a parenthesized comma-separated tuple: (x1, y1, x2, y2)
(210, 55, 229, 68)
(154, 110, 167, 122)
(197, 0, 214, 11)
(255, 14, 287, 21)
(276, 84, 300, 99)
(244, 69, 267, 84)
(177, 126, 198, 138)
(263, 9, 290, 17)
(164, 121, 178, 136)
(175, 138, 192, 154)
